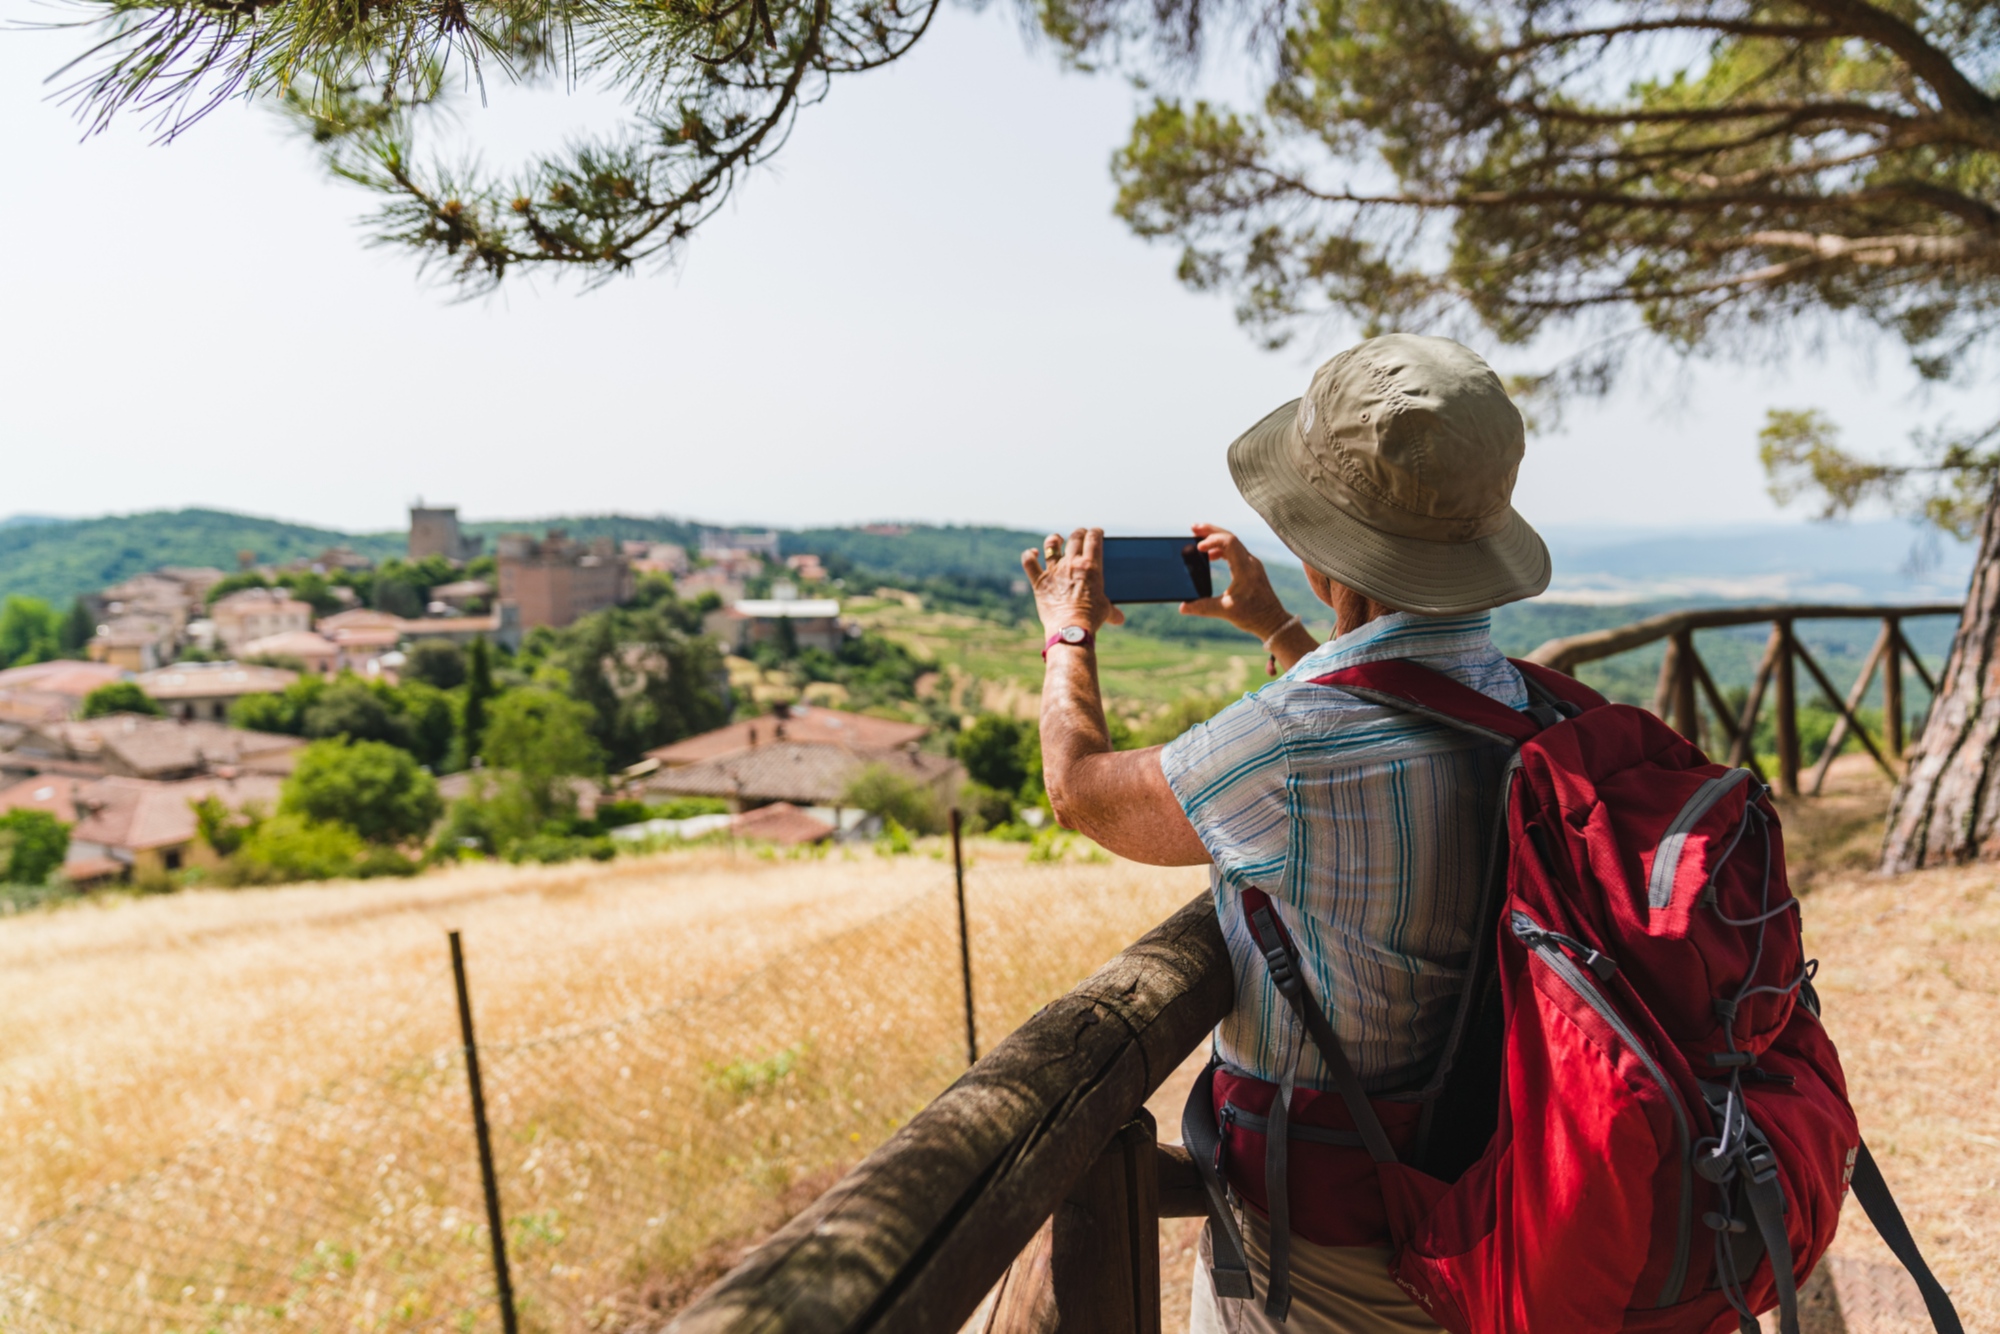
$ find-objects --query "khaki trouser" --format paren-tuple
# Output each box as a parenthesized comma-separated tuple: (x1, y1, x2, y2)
(1188, 1212, 1442, 1334)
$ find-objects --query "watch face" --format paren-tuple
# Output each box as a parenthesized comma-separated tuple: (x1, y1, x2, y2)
(1061, 626, 1087, 644)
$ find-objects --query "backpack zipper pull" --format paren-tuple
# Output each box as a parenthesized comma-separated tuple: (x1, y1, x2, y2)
(1511, 915, 1619, 981)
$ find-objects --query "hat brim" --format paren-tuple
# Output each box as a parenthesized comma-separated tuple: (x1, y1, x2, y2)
(1228, 400, 1551, 615)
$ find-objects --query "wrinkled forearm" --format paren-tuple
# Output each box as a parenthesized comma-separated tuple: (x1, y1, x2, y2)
(1039, 649, 1210, 866)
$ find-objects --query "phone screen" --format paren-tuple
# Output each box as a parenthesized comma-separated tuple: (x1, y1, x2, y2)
(1100, 537, 1214, 604)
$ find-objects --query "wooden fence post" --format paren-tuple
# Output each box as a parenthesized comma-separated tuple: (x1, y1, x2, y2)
(1774, 619, 1801, 796)
(1669, 629, 1700, 744)
(984, 1113, 1162, 1334)
(1884, 616, 1905, 758)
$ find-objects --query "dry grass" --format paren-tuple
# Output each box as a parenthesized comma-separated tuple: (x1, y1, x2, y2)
(0, 843, 1205, 1332)
(3, 758, 1995, 1334)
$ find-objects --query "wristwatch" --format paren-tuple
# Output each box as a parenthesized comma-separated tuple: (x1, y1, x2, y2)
(1042, 625, 1095, 659)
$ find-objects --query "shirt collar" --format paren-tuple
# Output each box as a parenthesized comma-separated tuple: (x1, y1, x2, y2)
(1284, 610, 1498, 679)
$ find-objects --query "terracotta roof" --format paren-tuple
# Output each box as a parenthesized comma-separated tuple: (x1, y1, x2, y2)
(19, 716, 302, 779)
(731, 802, 835, 845)
(135, 663, 299, 700)
(242, 631, 339, 660)
(0, 775, 81, 823)
(328, 626, 402, 650)
(645, 742, 960, 808)
(62, 855, 125, 884)
(0, 772, 277, 852)
(406, 614, 503, 635)
(213, 588, 314, 615)
(649, 706, 928, 767)
(71, 773, 285, 851)
(316, 609, 408, 633)
(0, 660, 128, 701)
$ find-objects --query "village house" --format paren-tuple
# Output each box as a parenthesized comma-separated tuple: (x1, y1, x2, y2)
(0, 770, 284, 881)
(241, 630, 341, 676)
(496, 530, 632, 629)
(426, 580, 491, 614)
(633, 704, 954, 835)
(784, 553, 830, 583)
(674, 567, 747, 604)
(705, 593, 847, 655)
(135, 662, 299, 722)
(211, 588, 314, 652)
(2, 714, 304, 784)
(625, 542, 690, 576)
(0, 660, 129, 725)
(87, 616, 179, 671)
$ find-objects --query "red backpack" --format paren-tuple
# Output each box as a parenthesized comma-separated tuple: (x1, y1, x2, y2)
(1182, 657, 1963, 1334)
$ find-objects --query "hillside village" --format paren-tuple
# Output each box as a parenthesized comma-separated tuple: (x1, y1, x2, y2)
(0, 508, 986, 894)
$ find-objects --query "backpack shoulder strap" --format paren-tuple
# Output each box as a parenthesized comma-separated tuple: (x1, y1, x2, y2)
(1850, 1139, 1966, 1333)
(1310, 659, 1548, 745)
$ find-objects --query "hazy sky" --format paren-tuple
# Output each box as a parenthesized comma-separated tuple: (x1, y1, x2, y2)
(1, 4, 1981, 538)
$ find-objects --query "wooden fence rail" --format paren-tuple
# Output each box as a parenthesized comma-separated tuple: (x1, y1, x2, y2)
(1525, 601, 1960, 796)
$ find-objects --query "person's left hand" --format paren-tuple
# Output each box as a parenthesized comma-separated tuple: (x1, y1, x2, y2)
(1021, 528, 1126, 636)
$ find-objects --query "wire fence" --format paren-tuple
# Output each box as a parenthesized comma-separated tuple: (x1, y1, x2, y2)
(0, 846, 1190, 1334)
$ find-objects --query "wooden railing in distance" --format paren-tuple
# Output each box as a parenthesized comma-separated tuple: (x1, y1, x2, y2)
(1525, 602, 1960, 796)
(665, 893, 1231, 1334)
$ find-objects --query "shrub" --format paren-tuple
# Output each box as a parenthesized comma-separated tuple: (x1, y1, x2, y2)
(79, 681, 161, 719)
(960, 782, 1017, 833)
(282, 738, 442, 845)
(842, 764, 945, 836)
(233, 815, 365, 884)
(0, 809, 70, 884)
(953, 715, 1030, 794)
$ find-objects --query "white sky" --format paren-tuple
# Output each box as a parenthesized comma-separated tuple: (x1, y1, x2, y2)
(0, 3, 1983, 538)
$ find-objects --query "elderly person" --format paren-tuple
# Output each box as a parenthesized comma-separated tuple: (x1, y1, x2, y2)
(1021, 334, 1549, 1333)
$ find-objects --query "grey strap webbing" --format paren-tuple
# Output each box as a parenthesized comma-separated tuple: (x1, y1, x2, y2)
(1264, 1067, 1295, 1322)
(1181, 1058, 1255, 1301)
(1741, 1144, 1799, 1334)
(1245, 902, 1397, 1164)
(1850, 1139, 1965, 1334)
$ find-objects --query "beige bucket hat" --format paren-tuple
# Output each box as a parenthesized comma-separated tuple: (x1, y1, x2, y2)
(1228, 333, 1551, 615)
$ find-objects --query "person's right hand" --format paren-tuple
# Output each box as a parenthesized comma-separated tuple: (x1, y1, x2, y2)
(1179, 524, 1295, 642)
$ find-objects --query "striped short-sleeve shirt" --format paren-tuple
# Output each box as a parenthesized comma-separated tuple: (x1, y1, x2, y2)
(1159, 611, 1525, 1092)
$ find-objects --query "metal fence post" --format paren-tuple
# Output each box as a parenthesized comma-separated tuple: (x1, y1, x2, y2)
(951, 808, 979, 1066)
(449, 931, 519, 1334)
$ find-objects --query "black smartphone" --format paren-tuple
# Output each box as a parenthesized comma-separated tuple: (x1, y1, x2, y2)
(1101, 536, 1214, 604)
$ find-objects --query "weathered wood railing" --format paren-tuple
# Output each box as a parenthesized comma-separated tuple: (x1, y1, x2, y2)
(666, 893, 1231, 1334)
(1525, 601, 1961, 796)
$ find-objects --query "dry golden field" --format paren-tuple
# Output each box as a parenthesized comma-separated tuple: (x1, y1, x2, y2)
(0, 843, 1205, 1332)
(3, 777, 1996, 1334)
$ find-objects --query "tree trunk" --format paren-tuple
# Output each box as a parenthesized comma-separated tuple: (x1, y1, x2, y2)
(1882, 482, 2000, 871)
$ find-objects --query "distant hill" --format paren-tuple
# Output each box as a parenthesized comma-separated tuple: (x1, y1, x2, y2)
(0, 510, 403, 605)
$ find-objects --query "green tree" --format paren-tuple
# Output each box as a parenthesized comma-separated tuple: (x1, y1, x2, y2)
(463, 635, 497, 760)
(58, 600, 95, 655)
(552, 607, 730, 766)
(301, 677, 408, 748)
(0, 809, 70, 884)
(405, 638, 466, 690)
(79, 680, 163, 719)
(281, 737, 443, 844)
(231, 675, 326, 734)
(0, 597, 62, 667)
(482, 687, 604, 819)
(954, 714, 1030, 795)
